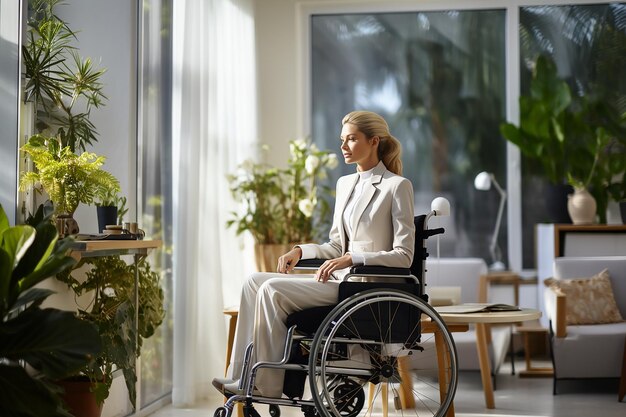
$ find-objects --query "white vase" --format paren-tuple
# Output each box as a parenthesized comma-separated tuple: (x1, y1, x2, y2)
(567, 187, 597, 225)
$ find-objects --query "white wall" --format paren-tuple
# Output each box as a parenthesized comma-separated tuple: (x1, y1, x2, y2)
(58, 0, 137, 233)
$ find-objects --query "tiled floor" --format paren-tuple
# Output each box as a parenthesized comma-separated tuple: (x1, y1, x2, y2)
(149, 361, 624, 417)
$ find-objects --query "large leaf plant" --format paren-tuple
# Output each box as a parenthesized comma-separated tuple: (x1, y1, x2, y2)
(501, 55, 626, 223)
(0, 204, 102, 417)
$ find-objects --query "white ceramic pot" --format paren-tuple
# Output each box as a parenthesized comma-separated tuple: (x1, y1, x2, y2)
(567, 187, 597, 225)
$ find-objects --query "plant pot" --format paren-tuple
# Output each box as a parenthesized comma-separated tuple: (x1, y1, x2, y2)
(254, 243, 294, 272)
(57, 378, 103, 417)
(55, 213, 80, 238)
(567, 187, 597, 225)
(96, 205, 118, 233)
(620, 201, 626, 224)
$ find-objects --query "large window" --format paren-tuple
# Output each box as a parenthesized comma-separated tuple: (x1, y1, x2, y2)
(309, 2, 625, 270)
(139, 0, 174, 408)
(311, 10, 507, 265)
(519, 3, 626, 266)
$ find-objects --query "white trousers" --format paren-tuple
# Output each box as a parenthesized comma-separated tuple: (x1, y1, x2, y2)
(228, 272, 340, 397)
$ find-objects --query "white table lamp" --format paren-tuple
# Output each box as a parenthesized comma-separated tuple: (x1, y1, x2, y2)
(474, 171, 506, 271)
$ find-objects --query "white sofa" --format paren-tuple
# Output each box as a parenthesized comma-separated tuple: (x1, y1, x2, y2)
(423, 258, 511, 374)
(544, 256, 626, 395)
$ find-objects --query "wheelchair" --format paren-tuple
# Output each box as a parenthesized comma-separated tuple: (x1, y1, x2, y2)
(215, 208, 458, 417)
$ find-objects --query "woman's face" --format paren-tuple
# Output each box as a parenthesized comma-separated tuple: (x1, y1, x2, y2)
(340, 123, 379, 171)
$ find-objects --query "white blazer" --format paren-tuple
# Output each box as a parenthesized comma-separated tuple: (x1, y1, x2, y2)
(300, 161, 415, 269)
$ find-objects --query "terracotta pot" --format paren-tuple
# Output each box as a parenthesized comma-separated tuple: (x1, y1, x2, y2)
(57, 378, 103, 417)
(567, 187, 597, 225)
(254, 243, 294, 272)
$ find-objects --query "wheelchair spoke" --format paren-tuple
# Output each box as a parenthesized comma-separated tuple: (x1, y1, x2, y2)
(309, 290, 457, 417)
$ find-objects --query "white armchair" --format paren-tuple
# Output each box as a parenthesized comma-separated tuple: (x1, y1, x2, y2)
(544, 256, 626, 398)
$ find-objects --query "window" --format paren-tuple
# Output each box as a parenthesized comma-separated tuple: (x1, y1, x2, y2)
(311, 10, 507, 264)
(519, 3, 626, 266)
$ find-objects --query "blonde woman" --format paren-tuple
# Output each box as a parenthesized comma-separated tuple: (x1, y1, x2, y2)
(214, 110, 415, 398)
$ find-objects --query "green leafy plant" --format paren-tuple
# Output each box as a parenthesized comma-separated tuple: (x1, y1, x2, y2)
(0, 204, 102, 417)
(55, 255, 165, 407)
(23, 0, 106, 153)
(226, 139, 338, 244)
(500, 55, 626, 222)
(19, 134, 120, 215)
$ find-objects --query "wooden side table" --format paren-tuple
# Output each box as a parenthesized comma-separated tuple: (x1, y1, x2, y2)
(516, 323, 553, 377)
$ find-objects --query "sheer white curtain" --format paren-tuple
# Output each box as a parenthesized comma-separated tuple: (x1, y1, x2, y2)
(171, 0, 257, 406)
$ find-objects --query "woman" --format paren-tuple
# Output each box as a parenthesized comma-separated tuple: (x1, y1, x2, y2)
(213, 110, 415, 398)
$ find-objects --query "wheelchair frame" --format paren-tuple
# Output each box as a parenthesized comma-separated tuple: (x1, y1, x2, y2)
(215, 210, 458, 417)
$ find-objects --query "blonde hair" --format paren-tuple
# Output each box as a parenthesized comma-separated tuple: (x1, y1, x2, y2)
(341, 110, 403, 175)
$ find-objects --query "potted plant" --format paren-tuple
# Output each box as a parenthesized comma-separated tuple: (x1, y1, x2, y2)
(19, 134, 120, 236)
(95, 190, 128, 233)
(55, 254, 165, 410)
(226, 139, 338, 271)
(500, 55, 626, 223)
(0, 204, 102, 417)
(23, 0, 107, 153)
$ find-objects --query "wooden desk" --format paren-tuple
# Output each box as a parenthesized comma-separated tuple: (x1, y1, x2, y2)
(438, 308, 542, 409)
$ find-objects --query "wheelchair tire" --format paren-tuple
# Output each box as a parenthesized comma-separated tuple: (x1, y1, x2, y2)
(308, 289, 458, 417)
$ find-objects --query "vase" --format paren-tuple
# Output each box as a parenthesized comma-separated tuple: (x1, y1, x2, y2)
(57, 378, 103, 417)
(254, 243, 294, 272)
(55, 213, 80, 238)
(96, 205, 118, 233)
(567, 187, 597, 225)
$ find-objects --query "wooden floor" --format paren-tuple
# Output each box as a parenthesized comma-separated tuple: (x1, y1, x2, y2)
(149, 360, 625, 417)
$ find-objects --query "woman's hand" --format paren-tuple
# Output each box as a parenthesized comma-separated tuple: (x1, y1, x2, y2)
(277, 247, 302, 273)
(315, 254, 353, 283)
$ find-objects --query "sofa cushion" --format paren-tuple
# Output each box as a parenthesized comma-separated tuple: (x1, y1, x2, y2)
(545, 269, 623, 325)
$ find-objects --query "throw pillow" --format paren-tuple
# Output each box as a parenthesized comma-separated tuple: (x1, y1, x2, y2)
(544, 269, 624, 325)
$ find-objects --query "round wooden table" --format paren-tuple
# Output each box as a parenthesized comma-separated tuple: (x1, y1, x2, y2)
(437, 308, 542, 409)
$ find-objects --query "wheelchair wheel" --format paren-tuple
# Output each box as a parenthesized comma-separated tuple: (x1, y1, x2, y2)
(308, 289, 457, 417)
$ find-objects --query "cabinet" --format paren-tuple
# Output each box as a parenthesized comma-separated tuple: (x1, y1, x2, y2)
(535, 224, 626, 325)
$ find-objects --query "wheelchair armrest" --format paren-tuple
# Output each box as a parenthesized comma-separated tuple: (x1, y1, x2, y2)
(294, 259, 325, 269)
(348, 265, 412, 276)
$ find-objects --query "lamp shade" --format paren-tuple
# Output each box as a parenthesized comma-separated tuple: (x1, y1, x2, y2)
(474, 171, 492, 191)
(431, 197, 450, 217)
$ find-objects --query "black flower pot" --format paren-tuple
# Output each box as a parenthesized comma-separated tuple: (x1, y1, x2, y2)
(96, 205, 118, 233)
(620, 201, 626, 224)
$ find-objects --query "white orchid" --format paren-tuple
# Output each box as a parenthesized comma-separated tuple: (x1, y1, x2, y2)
(305, 155, 320, 174)
(227, 138, 338, 244)
(298, 198, 316, 218)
